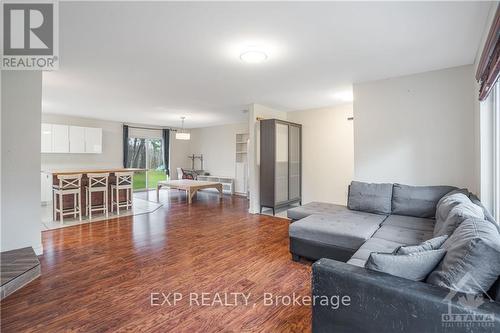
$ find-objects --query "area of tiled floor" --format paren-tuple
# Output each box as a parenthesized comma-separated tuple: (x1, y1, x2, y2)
(41, 194, 162, 230)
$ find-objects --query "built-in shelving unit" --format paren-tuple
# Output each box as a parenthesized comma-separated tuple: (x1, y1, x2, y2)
(235, 133, 249, 196)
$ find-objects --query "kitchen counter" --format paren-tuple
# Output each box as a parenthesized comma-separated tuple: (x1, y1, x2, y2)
(42, 168, 144, 175)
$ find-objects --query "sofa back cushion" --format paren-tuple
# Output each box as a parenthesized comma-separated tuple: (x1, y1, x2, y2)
(469, 194, 499, 229)
(391, 184, 456, 218)
(435, 190, 470, 223)
(427, 218, 500, 294)
(434, 200, 484, 237)
(348, 181, 393, 215)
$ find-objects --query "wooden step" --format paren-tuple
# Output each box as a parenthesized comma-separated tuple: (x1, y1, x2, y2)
(1, 247, 40, 300)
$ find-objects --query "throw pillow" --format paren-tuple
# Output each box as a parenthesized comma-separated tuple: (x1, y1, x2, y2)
(394, 235, 448, 255)
(365, 249, 446, 281)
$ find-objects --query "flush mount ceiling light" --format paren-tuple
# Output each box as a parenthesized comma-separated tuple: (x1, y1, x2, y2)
(240, 47, 268, 64)
(175, 116, 191, 140)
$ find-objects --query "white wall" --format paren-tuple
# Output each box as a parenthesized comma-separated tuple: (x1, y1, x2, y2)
(1, 71, 43, 254)
(288, 105, 354, 205)
(41, 114, 123, 170)
(170, 133, 191, 180)
(189, 122, 248, 178)
(248, 104, 288, 213)
(353, 65, 476, 191)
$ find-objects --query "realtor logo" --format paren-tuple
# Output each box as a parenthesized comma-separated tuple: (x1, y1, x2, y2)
(1, 0, 59, 70)
(441, 273, 495, 329)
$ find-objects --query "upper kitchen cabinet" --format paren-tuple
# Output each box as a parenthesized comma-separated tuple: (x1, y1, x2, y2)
(41, 123, 53, 153)
(41, 123, 102, 154)
(52, 124, 70, 153)
(84, 127, 102, 153)
(69, 126, 86, 153)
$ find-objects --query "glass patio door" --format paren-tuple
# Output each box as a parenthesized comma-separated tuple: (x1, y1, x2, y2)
(127, 137, 167, 191)
(146, 139, 167, 190)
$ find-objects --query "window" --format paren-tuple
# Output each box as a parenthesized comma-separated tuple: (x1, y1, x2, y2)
(127, 137, 167, 191)
(494, 82, 500, 221)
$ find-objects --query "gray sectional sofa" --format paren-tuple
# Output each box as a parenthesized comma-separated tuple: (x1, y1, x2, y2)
(287, 181, 500, 333)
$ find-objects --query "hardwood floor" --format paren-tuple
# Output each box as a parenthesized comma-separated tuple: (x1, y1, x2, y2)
(1, 190, 312, 332)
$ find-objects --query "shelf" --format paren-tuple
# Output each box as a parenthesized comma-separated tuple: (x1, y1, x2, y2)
(235, 133, 249, 195)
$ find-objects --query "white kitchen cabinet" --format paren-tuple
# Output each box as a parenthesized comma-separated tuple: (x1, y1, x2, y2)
(41, 123, 53, 153)
(40, 172, 53, 203)
(52, 124, 70, 153)
(69, 126, 86, 153)
(85, 127, 102, 153)
(41, 123, 102, 154)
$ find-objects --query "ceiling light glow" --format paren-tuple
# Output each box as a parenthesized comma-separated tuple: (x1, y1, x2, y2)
(175, 132, 191, 140)
(333, 91, 353, 102)
(240, 49, 268, 64)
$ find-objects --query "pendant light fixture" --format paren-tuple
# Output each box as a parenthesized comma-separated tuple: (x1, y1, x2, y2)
(175, 116, 190, 140)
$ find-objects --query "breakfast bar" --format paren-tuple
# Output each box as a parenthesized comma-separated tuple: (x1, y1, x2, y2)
(44, 168, 144, 221)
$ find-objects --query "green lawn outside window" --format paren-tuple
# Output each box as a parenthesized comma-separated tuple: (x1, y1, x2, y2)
(133, 170, 168, 190)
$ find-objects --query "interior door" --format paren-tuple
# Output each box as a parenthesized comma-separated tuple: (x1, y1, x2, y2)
(275, 122, 289, 204)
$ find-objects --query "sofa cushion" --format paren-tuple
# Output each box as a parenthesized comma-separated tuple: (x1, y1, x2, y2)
(434, 201, 484, 237)
(394, 235, 448, 255)
(345, 258, 366, 267)
(348, 181, 393, 215)
(371, 224, 433, 246)
(289, 211, 386, 250)
(382, 214, 435, 232)
(427, 218, 500, 294)
(391, 184, 456, 218)
(366, 249, 446, 281)
(469, 194, 499, 231)
(435, 191, 470, 226)
(287, 202, 348, 220)
(348, 237, 404, 266)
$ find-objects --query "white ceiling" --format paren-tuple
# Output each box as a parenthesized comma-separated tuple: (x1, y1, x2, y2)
(43, 1, 491, 128)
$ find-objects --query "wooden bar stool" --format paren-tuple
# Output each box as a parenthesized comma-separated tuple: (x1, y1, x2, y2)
(85, 173, 109, 220)
(53, 174, 82, 224)
(111, 172, 134, 215)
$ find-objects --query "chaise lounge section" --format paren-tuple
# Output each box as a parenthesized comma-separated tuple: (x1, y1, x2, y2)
(289, 210, 386, 262)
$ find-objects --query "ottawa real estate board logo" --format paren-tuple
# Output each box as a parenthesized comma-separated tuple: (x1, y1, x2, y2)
(1, 0, 59, 70)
